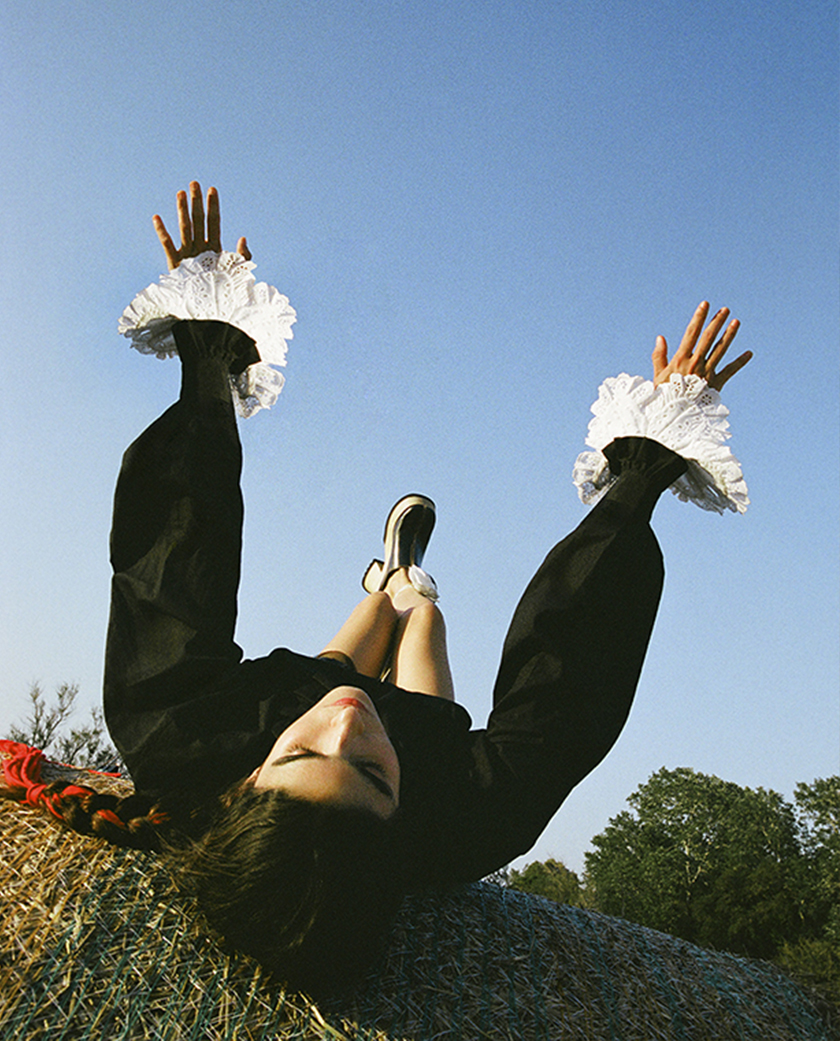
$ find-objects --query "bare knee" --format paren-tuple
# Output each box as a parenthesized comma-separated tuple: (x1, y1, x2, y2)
(367, 589, 399, 626)
(402, 599, 445, 637)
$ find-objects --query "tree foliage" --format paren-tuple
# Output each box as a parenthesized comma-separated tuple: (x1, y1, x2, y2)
(513, 769, 840, 1002)
(777, 938, 840, 1006)
(796, 776, 840, 943)
(508, 858, 583, 906)
(8, 682, 121, 771)
(582, 767, 836, 962)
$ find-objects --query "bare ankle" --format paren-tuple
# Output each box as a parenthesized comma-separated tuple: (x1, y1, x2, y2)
(384, 567, 412, 598)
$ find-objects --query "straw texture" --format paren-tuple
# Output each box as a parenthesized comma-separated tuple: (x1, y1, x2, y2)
(1, 771, 835, 1040)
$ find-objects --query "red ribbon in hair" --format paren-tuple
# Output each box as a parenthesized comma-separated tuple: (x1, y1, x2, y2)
(0, 739, 127, 829)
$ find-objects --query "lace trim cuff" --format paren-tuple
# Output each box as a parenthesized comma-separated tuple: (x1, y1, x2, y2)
(572, 373, 749, 514)
(118, 251, 297, 418)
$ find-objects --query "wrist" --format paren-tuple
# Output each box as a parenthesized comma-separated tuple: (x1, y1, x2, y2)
(119, 251, 296, 417)
(173, 321, 258, 406)
(573, 373, 749, 514)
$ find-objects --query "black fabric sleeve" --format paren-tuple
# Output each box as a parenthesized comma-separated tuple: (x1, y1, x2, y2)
(449, 437, 687, 881)
(103, 321, 259, 767)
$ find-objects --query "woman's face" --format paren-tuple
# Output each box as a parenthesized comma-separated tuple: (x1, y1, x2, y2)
(251, 686, 400, 819)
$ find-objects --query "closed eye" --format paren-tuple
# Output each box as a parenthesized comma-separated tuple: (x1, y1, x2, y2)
(271, 747, 395, 802)
(357, 763, 394, 800)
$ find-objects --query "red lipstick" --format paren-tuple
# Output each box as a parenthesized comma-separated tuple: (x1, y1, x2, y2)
(333, 697, 369, 713)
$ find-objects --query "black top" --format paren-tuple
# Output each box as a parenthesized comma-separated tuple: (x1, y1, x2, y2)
(104, 320, 686, 887)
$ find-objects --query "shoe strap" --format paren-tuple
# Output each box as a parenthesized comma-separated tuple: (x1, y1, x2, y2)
(408, 565, 439, 602)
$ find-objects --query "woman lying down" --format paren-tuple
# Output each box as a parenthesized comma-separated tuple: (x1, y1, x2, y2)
(1, 181, 752, 996)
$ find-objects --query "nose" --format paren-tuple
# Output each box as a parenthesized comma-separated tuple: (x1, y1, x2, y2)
(329, 706, 367, 752)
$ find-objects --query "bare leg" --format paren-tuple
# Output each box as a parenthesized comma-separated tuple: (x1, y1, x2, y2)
(387, 571, 455, 700)
(319, 572, 454, 698)
(319, 591, 399, 679)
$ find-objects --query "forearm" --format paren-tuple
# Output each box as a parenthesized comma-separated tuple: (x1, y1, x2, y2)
(453, 439, 685, 877)
(104, 322, 254, 718)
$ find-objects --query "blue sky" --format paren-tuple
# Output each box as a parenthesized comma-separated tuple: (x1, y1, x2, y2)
(1, 0, 836, 874)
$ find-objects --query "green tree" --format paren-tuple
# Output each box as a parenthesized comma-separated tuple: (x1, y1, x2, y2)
(583, 767, 807, 959)
(776, 777, 840, 1003)
(795, 777, 840, 942)
(508, 858, 582, 906)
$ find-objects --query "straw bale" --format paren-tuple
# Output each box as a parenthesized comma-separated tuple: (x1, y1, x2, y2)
(1, 781, 835, 1040)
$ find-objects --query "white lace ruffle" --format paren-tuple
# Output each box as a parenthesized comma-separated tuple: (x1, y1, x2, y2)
(572, 373, 749, 514)
(118, 251, 296, 417)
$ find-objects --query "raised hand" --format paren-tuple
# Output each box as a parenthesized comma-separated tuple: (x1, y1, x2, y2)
(152, 181, 252, 271)
(652, 301, 753, 391)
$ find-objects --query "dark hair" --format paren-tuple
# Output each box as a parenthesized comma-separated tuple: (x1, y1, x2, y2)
(0, 763, 167, 851)
(2, 745, 403, 996)
(168, 784, 404, 995)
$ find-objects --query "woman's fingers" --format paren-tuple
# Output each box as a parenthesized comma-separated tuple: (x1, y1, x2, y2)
(692, 307, 730, 368)
(708, 349, 753, 390)
(176, 189, 192, 255)
(190, 181, 205, 248)
(706, 318, 739, 371)
(206, 186, 222, 252)
(153, 214, 180, 271)
(675, 301, 710, 362)
(652, 334, 669, 381)
(653, 303, 752, 388)
(153, 182, 249, 269)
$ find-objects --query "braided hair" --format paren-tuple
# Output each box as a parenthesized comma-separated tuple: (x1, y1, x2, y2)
(1, 739, 168, 850)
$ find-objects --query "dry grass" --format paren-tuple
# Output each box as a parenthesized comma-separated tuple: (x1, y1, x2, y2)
(0, 765, 835, 1040)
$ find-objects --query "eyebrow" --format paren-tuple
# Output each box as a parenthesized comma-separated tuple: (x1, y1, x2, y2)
(270, 750, 396, 802)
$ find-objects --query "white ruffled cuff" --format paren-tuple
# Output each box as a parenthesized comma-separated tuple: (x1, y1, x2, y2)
(572, 373, 749, 514)
(118, 251, 297, 418)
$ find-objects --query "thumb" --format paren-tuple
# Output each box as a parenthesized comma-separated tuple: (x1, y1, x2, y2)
(652, 335, 669, 381)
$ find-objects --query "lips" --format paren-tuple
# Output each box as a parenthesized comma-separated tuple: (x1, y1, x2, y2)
(332, 697, 369, 713)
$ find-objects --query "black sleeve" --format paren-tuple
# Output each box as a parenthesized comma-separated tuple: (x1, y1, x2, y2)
(451, 437, 688, 880)
(103, 320, 259, 771)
